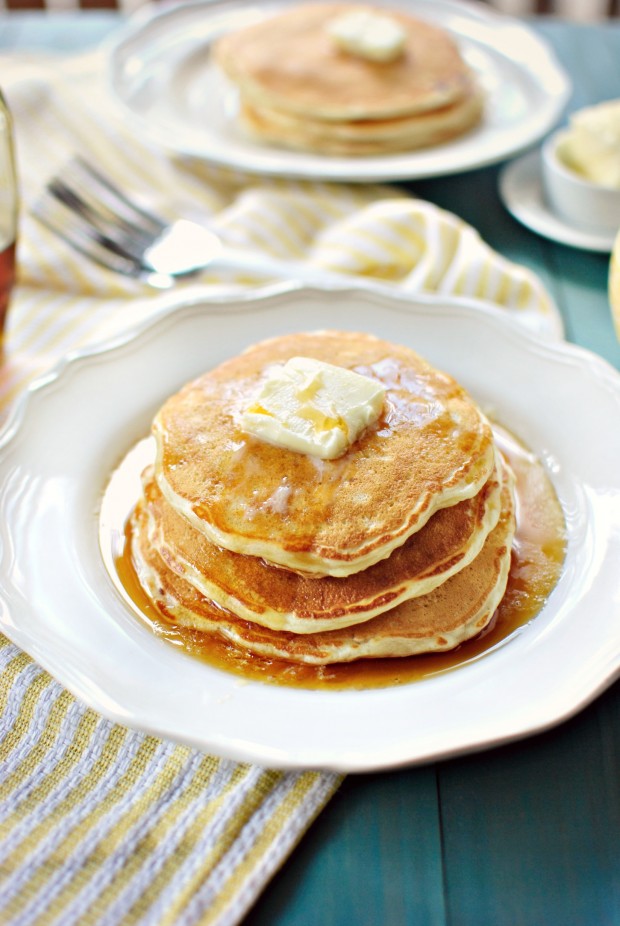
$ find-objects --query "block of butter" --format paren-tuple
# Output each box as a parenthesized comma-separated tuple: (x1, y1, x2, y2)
(241, 356, 386, 459)
(560, 99, 620, 189)
(326, 9, 407, 62)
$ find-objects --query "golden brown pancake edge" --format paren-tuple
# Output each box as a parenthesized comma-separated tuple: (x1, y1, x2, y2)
(152, 329, 496, 577)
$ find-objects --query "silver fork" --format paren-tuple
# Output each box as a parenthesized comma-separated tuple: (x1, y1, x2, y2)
(31, 157, 362, 290)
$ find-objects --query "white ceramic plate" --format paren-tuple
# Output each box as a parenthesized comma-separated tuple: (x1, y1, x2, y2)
(1, 288, 619, 772)
(104, 0, 570, 182)
(499, 151, 617, 253)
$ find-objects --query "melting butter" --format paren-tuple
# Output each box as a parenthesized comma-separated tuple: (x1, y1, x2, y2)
(327, 9, 406, 62)
(240, 356, 385, 459)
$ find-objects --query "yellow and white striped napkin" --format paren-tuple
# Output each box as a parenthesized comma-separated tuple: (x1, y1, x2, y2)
(0, 641, 338, 926)
(0, 39, 557, 926)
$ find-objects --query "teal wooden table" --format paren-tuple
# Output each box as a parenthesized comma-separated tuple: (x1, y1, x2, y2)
(1, 12, 619, 926)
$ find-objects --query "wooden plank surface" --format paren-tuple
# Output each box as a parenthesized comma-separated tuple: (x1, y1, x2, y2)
(0, 14, 619, 926)
(439, 691, 620, 926)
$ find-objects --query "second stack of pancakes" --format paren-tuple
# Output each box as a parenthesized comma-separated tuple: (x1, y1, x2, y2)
(214, 2, 484, 156)
(130, 330, 516, 665)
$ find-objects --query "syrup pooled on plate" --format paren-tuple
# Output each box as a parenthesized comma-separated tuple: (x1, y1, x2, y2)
(100, 425, 566, 690)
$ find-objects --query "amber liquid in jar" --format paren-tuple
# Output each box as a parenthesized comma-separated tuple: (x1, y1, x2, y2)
(0, 238, 15, 342)
(105, 424, 566, 691)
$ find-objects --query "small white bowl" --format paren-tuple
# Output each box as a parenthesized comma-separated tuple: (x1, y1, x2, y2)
(541, 129, 620, 236)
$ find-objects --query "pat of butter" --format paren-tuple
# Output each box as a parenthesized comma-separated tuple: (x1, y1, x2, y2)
(560, 100, 620, 189)
(241, 356, 386, 459)
(327, 9, 406, 62)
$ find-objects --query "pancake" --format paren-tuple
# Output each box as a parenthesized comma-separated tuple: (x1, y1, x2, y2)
(215, 3, 475, 122)
(153, 330, 496, 577)
(130, 465, 516, 665)
(214, 3, 482, 155)
(137, 452, 503, 633)
(239, 84, 484, 156)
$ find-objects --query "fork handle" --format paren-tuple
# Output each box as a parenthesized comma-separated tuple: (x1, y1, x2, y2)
(205, 249, 387, 292)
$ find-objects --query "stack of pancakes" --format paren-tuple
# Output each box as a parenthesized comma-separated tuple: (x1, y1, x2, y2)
(214, 2, 483, 156)
(129, 331, 516, 666)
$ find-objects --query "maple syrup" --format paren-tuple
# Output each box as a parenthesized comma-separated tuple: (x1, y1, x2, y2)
(0, 239, 16, 339)
(101, 425, 566, 690)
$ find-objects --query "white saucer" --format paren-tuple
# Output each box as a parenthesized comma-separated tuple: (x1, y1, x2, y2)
(499, 151, 616, 253)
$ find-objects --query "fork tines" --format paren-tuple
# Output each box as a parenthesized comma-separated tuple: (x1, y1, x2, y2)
(31, 156, 169, 279)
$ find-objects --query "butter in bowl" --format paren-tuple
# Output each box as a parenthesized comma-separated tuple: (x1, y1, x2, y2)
(542, 100, 620, 237)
